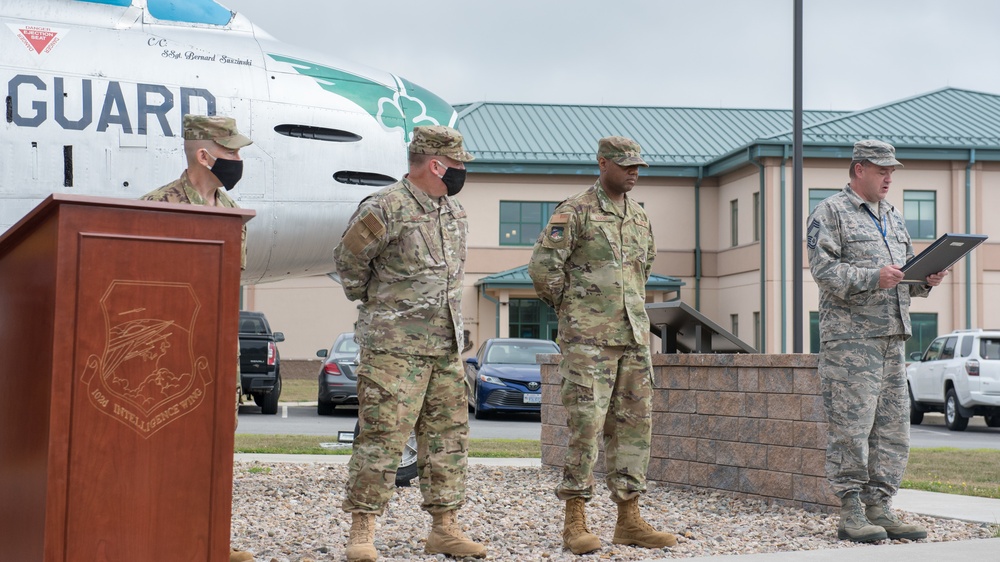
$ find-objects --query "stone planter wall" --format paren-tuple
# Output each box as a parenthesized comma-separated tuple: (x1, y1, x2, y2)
(539, 353, 838, 511)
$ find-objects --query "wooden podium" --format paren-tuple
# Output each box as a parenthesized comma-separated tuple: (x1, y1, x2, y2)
(0, 195, 254, 562)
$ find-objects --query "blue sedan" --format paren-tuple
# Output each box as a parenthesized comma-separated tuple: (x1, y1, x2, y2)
(464, 338, 560, 419)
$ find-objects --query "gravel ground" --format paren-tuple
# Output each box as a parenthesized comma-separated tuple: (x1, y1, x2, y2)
(231, 461, 994, 562)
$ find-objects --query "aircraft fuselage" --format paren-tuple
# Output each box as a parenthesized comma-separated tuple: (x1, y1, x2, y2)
(1, 0, 457, 284)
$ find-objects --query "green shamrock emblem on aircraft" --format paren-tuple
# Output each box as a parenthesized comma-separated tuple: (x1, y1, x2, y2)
(268, 54, 456, 141)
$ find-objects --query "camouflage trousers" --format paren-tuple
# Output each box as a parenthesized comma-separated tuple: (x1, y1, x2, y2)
(819, 335, 909, 503)
(556, 342, 653, 504)
(342, 348, 469, 515)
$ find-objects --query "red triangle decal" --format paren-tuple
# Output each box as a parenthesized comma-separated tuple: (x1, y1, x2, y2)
(19, 27, 58, 54)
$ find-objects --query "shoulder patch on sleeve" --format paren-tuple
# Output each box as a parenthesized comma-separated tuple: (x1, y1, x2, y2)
(807, 218, 821, 249)
(550, 213, 569, 224)
(343, 210, 385, 256)
(360, 210, 386, 239)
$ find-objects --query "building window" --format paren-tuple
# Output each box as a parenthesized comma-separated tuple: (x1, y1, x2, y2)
(753, 311, 761, 351)
(730, 313, 739, 337)
(500, 201, 560, 246)
(809, 189, 840, 214)
(509, 299, 558, 341)
(753, 192, 760, 242)
(810, 311, 820, 354)
(904, 191, 936, 240)
(730, 199, 739, 247)
(908, 313, 938, 359)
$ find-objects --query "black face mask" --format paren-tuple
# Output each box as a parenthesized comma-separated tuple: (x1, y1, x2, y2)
(436, 163, 467, 196)
(208, 154, 244, 191)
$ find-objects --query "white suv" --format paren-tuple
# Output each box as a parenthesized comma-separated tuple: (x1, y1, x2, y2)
(906, 329, 1000, 431)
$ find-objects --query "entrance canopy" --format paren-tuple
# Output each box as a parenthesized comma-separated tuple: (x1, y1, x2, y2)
(646, 301, 755, 353)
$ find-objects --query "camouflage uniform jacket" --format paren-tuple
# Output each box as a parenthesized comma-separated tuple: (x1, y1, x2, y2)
(334, 177, 467, 356)
(140, 170, 246, 270)
(807, 184, 930, 342)
(528, 181, 655, 346)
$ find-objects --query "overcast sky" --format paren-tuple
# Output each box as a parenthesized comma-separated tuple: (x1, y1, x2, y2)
(221, 0, 1000, 112)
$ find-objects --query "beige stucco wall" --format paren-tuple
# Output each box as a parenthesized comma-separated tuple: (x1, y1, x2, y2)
(984, 272, 1000, 325)
(712, 167, 764, 348)
(463, 173, 699, 274)
(980, 167, 1000, 241)
(716, 166, 759, 252)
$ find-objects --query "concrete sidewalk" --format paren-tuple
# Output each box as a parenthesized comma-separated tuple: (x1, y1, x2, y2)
(893, 487, 1000, 524)
(235, 455, 999, 561)
(665, 538, 999, 562)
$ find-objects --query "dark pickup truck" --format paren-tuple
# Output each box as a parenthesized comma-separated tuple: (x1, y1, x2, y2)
(238, 311, 284, 415)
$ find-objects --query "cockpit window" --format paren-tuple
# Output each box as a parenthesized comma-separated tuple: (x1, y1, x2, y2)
(147, 0, 233, 26)
(78, 0, 132, 6)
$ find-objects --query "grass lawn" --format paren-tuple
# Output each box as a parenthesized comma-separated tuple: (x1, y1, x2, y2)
(235, 434, 540, 458)
(278, 378, 316, 403)
(902, 447, 1000, 500)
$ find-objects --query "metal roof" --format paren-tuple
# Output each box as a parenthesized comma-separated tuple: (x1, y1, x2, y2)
(456, 101, 846, 167)
(454, 88, 1000, 176)
(475, 265, 685, 292)
(762, 88, 1000, 148)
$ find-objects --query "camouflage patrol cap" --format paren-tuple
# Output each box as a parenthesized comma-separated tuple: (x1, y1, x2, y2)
(183, 114, 253, 149)
(597, 136, 648, 167)
(408, 125, 475, 162)
(853, 139, 902, 167)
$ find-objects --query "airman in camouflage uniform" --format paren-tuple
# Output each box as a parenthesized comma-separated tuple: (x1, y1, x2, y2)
(141, 114, 249, 269)
(334, 125, 486, 562)
(140, 114, 254, 562)
(808, 139, 947, 544)
(529, 136, 676, 555)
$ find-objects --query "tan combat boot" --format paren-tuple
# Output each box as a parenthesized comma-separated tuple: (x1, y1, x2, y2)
(838, 493, 887, 543)
(229, 548, 254, 562)
(866, 500, 927, 540)
(346, 512, 377, 562)
(612, 497, 677, 548)
(424, 510, 487, 558)
(562, 497, 601, 554)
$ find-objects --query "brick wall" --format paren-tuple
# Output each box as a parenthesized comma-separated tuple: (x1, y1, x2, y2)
(539, 353, 839, 511)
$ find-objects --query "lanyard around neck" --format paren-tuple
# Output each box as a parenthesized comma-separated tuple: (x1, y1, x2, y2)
(862, 204, 886, 238)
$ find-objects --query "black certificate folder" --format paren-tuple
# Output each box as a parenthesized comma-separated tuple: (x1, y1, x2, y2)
(900, 233, 988, 283)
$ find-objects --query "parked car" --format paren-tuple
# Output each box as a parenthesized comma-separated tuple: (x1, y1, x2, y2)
(329, 331, 360, 362)
(907, 328, 1000, 431)
(238, 311, 284, 415)
(316, 334, 359, 415)
(464, 338, 560, 419)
